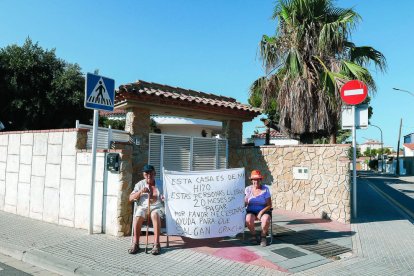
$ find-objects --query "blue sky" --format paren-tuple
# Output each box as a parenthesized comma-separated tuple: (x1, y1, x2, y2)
(1, 0, 413, 148)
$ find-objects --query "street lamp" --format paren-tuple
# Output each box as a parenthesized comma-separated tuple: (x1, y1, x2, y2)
(393, 87, 412, 175)
(393, 87, 414, 97)
(370, 124, 384, 172)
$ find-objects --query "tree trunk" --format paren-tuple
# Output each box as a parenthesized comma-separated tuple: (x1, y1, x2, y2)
(329, 133, 337, 144)
(265, 127, 270, 145)
(299, 133, 314, 144)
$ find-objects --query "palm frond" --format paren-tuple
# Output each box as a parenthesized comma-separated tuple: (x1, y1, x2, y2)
(319, 9, 360, 53)
(341, 61, 377, 92)
(348, 45, 387, 72)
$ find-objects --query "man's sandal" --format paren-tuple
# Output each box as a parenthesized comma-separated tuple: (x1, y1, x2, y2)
(150, 243, 161, 255)
(128, 243, 140, 254)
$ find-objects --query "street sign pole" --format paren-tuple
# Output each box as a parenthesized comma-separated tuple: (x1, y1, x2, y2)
(340, 80, 368, 220)
(84, 73, 115, 235)
(352, 105, 357, 218)
(89, 110, 99, 234)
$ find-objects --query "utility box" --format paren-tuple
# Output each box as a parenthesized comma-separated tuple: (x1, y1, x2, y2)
(107, 153, 120, 173)
(293, 167, 309, 180)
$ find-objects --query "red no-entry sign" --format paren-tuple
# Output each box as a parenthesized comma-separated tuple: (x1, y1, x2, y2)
(340, 80, 368, 105)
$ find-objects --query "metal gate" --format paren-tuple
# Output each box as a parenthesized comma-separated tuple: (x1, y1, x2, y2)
(149, 133, 228, 179)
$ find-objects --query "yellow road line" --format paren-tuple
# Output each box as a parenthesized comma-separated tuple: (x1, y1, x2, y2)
(366, 180, 414, 220)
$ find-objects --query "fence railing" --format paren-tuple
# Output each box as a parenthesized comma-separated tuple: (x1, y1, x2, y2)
(76, 120, 130, 149)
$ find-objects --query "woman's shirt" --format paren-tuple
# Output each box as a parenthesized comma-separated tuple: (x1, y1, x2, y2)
(245, 185, 271, 213)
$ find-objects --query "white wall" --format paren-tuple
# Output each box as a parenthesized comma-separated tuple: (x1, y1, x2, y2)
(159, 125, 218, 138)
(403, 147, 414, 157)
(0, 130, 120, 235)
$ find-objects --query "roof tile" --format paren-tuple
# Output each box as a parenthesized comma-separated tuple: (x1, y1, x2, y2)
(403, 143, 414, 150)
(253, 130, 290, 139)
(116, 80, 261, 115)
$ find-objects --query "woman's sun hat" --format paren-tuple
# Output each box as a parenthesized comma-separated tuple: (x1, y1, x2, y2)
(250, 170, 263, 180)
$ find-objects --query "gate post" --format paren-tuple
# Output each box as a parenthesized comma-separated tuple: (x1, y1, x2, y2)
(223, 120, 242, 167)
(125, 107, 151, 183)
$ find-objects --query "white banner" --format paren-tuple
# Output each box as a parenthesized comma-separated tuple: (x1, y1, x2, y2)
(163, 168, 246, 239)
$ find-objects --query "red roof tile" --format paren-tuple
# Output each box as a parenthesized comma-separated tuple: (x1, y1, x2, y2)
(100, 109, 126, 116)
(361, 140, 381, 145)
(253, 130, 289, 139)
(116, 80, 261, 116)
(403, 143, 414, 150)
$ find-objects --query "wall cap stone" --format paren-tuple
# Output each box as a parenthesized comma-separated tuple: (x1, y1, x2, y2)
(241, 144, 351, 149)
(0, 128, 89, 135)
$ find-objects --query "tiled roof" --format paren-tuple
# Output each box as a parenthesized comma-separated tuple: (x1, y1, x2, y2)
(361, 140, 382, 145)
(357, 156, 370, 162)
(253, 130, 289, 139)
(116, 80, 261, 116)
(100, 109, 126, 116)
(403, 143, 414, 150)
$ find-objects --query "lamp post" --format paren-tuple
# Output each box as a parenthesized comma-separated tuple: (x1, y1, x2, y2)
(393, 87, 414, 97)
(370, 124, 384, 172)
(393, 87, 412, 175)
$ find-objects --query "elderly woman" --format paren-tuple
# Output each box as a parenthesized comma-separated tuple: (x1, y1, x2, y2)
(245, 170, 272, 247)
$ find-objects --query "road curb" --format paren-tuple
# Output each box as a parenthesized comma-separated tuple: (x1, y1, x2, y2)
(0, 241, 111, 276)
(0, 240, 26, 261)
(350, 223, 363, 258)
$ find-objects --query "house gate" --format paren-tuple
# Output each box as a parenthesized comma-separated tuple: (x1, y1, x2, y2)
(148, 133, 228, 179)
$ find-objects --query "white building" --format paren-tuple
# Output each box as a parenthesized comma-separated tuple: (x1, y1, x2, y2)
(359, 139, 382, 154)
(151, 116, 221, 138)
(100, 110, 222, 138)
(252, 129, 299, 146)
(403, 143, 414, 157)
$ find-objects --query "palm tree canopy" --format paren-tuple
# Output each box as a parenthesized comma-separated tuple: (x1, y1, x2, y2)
(254, 0, 386, 143)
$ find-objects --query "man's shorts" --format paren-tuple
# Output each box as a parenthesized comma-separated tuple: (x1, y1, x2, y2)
(134, 206, 165, 220)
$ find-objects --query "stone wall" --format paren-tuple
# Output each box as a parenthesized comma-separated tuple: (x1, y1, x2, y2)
(107, 142, 134, 236)
(230, 144, 351, 223)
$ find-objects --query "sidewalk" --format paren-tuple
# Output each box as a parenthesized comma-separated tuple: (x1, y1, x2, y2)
(297, 175, 414, 275)
(393, 175, 414, 200)
(0, 209, 353, 275)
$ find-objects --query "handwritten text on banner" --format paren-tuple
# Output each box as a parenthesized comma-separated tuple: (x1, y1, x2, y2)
(164, 168, 245, 239)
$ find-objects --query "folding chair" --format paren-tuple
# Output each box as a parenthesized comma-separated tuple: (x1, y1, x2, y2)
(130, 201, 169, 249)
(242, 208, 273, 245)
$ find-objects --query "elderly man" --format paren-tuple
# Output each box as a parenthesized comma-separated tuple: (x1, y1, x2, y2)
(128, 164, 164, 255)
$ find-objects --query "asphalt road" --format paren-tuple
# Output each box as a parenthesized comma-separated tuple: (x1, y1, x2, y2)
(357, 171, 414, 221)
(0, 252, 59, 276)
(0, 261, 31, 276)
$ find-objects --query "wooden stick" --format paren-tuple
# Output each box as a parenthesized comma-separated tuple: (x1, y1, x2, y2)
(145, 189, 150, 253)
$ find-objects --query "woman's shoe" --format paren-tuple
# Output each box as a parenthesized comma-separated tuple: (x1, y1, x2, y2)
(260, 236, 267, 247)
(128, 243, 140, 254)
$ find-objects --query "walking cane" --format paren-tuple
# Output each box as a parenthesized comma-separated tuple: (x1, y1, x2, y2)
(145, 189, 151, 253)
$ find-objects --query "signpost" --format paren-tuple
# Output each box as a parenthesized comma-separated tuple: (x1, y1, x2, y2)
(341, 105, 368, 130)
(84, 73, 115, 234)
(340, 80, 368, 219)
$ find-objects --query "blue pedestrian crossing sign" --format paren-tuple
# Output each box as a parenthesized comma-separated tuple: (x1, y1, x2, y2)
(84, 73, 115, 111)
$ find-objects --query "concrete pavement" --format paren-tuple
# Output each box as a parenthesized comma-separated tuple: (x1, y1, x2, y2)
(298, 173, 414, 275)
(0, 208, 353, 275)
(1, 172, 413, 275)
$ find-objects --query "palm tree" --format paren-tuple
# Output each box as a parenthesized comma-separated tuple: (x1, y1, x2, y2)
(252, 0, 386, 144)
